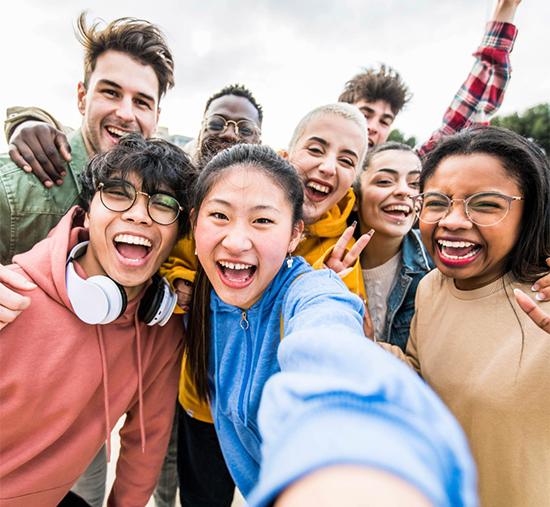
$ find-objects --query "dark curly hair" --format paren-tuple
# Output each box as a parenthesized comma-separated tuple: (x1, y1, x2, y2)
(80, 133, 198, 235)
(338, 64, 411, 116)
(203, 83, 263, 124)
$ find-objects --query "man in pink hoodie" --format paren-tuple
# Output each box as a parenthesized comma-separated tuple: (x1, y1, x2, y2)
(0, 134, 197, 506)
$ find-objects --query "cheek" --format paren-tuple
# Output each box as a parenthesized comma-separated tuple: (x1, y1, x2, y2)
(419, 222, 436, 253)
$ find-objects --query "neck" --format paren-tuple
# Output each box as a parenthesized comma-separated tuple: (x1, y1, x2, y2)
(359, 229, 403, 269)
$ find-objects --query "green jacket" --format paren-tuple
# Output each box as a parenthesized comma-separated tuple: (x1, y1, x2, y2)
(0, 130, 89, 264)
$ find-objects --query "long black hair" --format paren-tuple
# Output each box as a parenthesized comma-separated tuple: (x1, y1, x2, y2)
(186, 144, 304, 402)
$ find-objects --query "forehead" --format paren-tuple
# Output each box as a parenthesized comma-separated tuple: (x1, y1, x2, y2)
(205, 95, 260, 124)
(366, 149, 420, 175)
(425, 154, 522, 196)
(296, 113, 366, 153)
(204, 165, 290, 209)
(88, 50, 160, 103)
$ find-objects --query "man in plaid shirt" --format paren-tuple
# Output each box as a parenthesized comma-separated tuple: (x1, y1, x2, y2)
(338, 0, 521, 157)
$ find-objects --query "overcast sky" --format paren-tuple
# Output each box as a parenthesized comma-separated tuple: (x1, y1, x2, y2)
(1, 0, 548, 153)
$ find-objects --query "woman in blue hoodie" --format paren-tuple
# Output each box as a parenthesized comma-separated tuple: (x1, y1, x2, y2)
(182, 143, 476, 507)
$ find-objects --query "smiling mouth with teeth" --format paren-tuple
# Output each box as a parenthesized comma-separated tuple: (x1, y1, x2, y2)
(305, 181, 331, 201)
(382, 204, 412, 221)
(217, 260, 257, 283)
(106, 126, 129, 140)
(114, 233, 152, 260)
(437, 239, 482, 262)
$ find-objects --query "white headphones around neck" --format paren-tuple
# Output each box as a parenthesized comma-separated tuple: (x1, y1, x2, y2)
(66, 241, 177, 326)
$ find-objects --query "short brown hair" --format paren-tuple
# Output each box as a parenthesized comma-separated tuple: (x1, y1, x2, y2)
(338, 64, 411, 116)
(76, 12, 175, 99)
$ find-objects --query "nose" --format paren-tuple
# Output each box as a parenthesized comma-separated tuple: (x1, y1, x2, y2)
(318, 155, 337, 176)
(115, 95, 135, 123)
(438, 201, 473, 231)
(221, 222, 253, 252)
(394, 178, 412, 198)
(221, 122, 239, 141)
(121, 193, 152, 225)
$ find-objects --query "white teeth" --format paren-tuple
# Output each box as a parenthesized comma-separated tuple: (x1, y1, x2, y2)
(440, 249, 479, 260)
(384, 204, 411, 213)
(219, 260, 253, 270)
(106, 126, 127, 137)
(438, 240, 475, 248)
(307, 181, 330, 194)
(114, 234, 152, 247)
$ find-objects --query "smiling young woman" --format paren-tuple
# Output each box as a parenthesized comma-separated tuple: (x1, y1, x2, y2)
(398, 126, 550, 507)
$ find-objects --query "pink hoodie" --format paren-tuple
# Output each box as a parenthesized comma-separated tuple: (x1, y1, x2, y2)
(0, 208, 183, 506)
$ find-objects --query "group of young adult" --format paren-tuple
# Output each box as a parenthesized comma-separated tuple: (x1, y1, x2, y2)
(1, 1, 550, 506)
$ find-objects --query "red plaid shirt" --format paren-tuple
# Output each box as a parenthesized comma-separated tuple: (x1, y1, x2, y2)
(418, 21, 518, 157)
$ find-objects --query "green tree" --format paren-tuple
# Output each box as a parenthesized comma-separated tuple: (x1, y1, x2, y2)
(388, 129, 417, 148)
(492, 103, 550, 155)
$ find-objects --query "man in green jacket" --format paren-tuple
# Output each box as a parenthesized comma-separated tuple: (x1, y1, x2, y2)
(0, 12, 175, 265)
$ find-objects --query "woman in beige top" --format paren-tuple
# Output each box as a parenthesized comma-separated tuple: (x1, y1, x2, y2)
(405, 126, 550, 507)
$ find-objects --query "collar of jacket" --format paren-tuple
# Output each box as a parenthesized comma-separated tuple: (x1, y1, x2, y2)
(401, 229, 433, 275)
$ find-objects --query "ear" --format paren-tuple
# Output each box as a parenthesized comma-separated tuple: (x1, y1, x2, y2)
(77, 82, 87, 116)
(278, 149, 289, 160)
(189, 208, 196, 233)
(84, 210, 90, 228)
(288, 220, 305, 253)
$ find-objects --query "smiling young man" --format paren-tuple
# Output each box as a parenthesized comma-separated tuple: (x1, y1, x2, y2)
(0, 134, 197, 507)
(338, 0, 521, 156)
(0, 13, 174, 265)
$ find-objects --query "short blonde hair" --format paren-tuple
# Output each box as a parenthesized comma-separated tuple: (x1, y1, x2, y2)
(288, 103, 368, 167)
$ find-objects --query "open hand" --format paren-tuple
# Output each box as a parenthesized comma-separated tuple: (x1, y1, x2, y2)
(325, 222, 374, 278)
(0, 264, 36, 331)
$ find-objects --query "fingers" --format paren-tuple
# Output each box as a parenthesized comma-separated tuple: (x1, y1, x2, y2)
(514, 289, 550, 334)
(0, 267, 34, 330)
(330, 221, 357, 264)
(9, 124, 68, 187)
(55, 132, 72, 163)
(7, 143, 32, 173)
(530, 257, 550, 302)
(342, 229, 374, 268)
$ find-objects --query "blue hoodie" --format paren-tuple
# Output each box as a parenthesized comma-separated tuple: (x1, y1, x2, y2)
(208, 257, 477, 506)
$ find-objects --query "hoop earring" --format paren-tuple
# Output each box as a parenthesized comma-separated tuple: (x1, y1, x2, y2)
(286, 252, 294, 269)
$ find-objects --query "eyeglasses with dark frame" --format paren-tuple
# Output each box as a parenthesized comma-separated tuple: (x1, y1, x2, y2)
(411, 191, 523, 227)
(97, 181, 183, 226)
(203, 114, 260, 139)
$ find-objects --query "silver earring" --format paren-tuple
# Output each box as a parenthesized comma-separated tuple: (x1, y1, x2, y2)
(286, 253, 293, 269)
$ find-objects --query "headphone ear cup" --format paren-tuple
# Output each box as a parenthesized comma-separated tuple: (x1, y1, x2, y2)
(139, 274, 177, 326)
(66, 261, 127, 325)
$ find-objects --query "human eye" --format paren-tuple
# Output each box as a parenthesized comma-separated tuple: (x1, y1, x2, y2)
(103, 182, 132, 198)
(237, 121, 256, 138)
(374, 176, 394, 186)
(423, 194, 448, 208)
(209, 211, 229, 221)
(307, 145, 323, 155)
(207, 117, 225, 132)
(339, 157, 355, 168)
(469, 194, 506, 213)
(408, 179, 420, 190)
(134, 97, 152, 110)
(101, 88, 119, 99)
(254, 217, 274, 225)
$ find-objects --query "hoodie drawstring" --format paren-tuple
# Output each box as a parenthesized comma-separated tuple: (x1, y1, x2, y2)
(95, 313, 147, 462)
(134, 312, 146, 453)
(96, 325, 112, 462)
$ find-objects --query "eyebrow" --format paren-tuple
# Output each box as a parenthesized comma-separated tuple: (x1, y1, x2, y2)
(376, 168, 421, 176)
(308, 136, 359, 159)
(206, 198, 280, 213)
(97, 79, 156, 105)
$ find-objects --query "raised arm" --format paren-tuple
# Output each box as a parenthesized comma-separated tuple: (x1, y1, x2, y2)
(418, 0, 521, 157)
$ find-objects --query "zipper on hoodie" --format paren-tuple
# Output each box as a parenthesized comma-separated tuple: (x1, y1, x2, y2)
(238, 310, 253, 426)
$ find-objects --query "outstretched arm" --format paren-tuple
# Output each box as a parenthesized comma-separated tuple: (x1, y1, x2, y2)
(418, 0, 521, 157)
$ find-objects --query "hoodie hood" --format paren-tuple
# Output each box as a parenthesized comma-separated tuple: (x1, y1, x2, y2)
(13, 206, 88, 311)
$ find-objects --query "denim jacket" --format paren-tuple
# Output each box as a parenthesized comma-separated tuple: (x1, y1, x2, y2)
(0, 130, 88, 264)
(380, 229, 434, 351)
